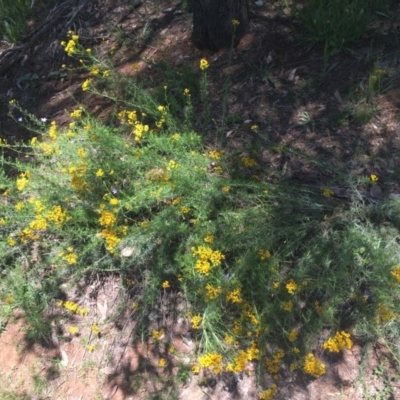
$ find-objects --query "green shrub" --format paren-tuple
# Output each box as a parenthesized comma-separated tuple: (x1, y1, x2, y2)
(299, 0, 390, 55)
(1, 31, 400, 381)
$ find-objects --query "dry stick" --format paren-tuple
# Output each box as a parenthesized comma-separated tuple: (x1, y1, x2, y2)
(0, 0, 88, 76)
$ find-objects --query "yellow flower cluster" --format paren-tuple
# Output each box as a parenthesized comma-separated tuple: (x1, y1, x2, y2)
(118, 109, 149, 141)
(82, 78, 92, 91)
(226, 288, 242, 304)
(156, 105, 168, 128)
(57, 300, 88, 315)
(204, 283, 222, 300)
(69, 163, 88, 192)
(99, 229, 121, 252)
(49, 121, 57, 140)
(286, 279, 298, 295)
(151, 329, 164, 340)
(191, 314, 202, 329)
(391, 266, 400, 283)
(242, 157, 257, 168)
(46, 205, 68, 227)
(59, 247, 77, 265)
(303, 353, 325, 378)
(191, 245, 225, 275)
(376, 302, 397, 324)
(91, 323, 100, 335)
(323, 188, 334, 197)
(16, 171, 30, 191)
(259, 249, 271, 260)
(226, 350, 248, 373)
(61, 31, 79, 56)
(162, 280, 170, 289)
(204, 234, 214, 243)
(322, 331, 353, 353)
(266, 349, 285, 374)
(69, 326, 79, 334)
(199, 58, 209, 70)
(288, 328, 298, 342)
(282, 300, 293, 312)
(198, 352, 223, 374)
(208, 150, 221, 160)
(315, 301, 324, 315)
(19, 228, 39, 242)
(259, 384, 277, 400)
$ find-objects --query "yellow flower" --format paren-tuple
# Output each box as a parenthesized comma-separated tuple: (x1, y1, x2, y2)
(99, 210, 116, 227)
(303, 353, 325, 378)
(370, 174, 378, 182)
(192, 365, 200, 374)
(15, 202, 24, 212)
(208, 150, 221, 160)
(102, 69, 110, 77)
(204, 234, 214, 243)
(251, 125, 259, 131)
(183, 88, 190, 96)
(259, 249, 271, 260)
(109, 198, 119, 205)
(315, 301, 324, 315)
(282, 300, 293, 312)
(96, 169, 104, 177)
(70, 109, 82, 119)
(151, 329, 164, 341)
(7, 237, 16, 246)
(288, 328, 298, 342)
(82, 78, 92, 91)
(69, 326, 79, 334)
(222, 186, 230, 193)
(49, 121, 57, 139)
(64, 252, 77, 265)
(89, 66, 100, 76)
(162, 280, 170, 289)
(171, 133, 180, 141)
(198, 352, 223, 374)
(204, 284, 222, 301)
(5, 294, 14, 304)
(16, 172, 29, 191)
(226, 288, 242, 304)
(266, 349, 285, 374)
(259, 385, 277, 400)
(322, 331, 353, 353)
(242, 157, 257, 167)
(376, 302, 397, 324)
(91, 324, 100, 335)
(191, 314, 202, 329)
(77, 148, 86, 158)
(286, 279, 298, 295)
(181, 206, 191, 214)
(140, 221, 150, 228)
(86, 345, 94, 352)
(392, 266, 400, 283)
(231, 19, 240, 26)
(31, 137, 37, 146)
(322, 188, 334, 197)
(158, 358, 166, 367)
(199, 58, 209, 70)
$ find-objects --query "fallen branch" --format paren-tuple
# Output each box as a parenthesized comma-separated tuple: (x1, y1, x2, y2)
(0, 0, 89, 76)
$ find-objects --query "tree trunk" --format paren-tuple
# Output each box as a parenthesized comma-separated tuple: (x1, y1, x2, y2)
(192, 0, 249, 51)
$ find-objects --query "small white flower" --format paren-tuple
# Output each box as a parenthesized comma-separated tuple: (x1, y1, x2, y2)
(40, 118, 47, 122)
(18, 117, 23, 122)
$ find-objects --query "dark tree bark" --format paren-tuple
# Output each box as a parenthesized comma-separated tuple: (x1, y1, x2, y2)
(192, 0, 249, 51)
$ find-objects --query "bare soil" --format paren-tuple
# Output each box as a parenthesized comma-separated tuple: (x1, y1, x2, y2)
(1, 0, 400, 398)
